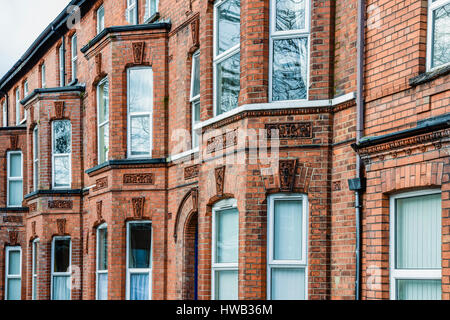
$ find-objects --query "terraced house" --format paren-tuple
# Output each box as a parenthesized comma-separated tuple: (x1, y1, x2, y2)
(0, 0, 449, 300)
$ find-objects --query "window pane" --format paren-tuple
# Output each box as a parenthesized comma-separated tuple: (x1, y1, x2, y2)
(52, 275, 70, 300)
(98, 228, 108, 271)
(98, 273, 108, 300)
(216, 208, 238, 263)
(192, 100, 200, 148)
(54, 156, 70, 187)
(215, 270, 238, 300)
(98, 6, 105, 32)
(130, 273, 149, 300)
(272, 37, 308, 101)
(130, 116, 150, 156)
(8, 250, 21, 275)
(191, 54, 200, 98)
(276, 0, 305, 31)
(271, 268, 305, 300)
(217, 53, 240, 115)
(33, 242, 38, 274)
(54, 239, 70, 273)
(129, 223, 152, 269)
(53, 121, 71, 154)
(397, 279, 441, 300)
(9, 153, 22, 177)
(432, 3, 450, 68)
(32, 276, 37, 300)
(7, 278, 21, 300)
(34, 128, 39, 159)
(8, 180, 23, 206)
(99, 124, 109, 163)
(217, 0, 240, 54)
(98, 79, 109, 124)
(273, 200, 302, 260)
(129, 68, 153, 113)
(396, 193, 441, 269)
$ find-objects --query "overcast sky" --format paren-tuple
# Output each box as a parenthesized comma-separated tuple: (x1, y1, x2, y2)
(0, 0, 69, 78)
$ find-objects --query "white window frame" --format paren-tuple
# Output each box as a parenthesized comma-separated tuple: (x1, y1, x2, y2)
(126, 220, 153, 300)
(389, 189, 442, 300)
(5, 246, 22, 300)
(15, 88, 20, 125)
(41, 63, 46, 88)
(190, 50, 201, 150)
(20, 81, 28, 124)
(269, 0, 310, 103)
(97, 77, 109, 164)
(96, 223, 108, 300)
(127, 0, 138, 24)
(144, 0, 158, 21)
(7, 151, 23, 208)
(32, 238, 39, 300)
(59, 45, 65, 87)
(427, 0, 450, 71)
(127, 67, 153, 159)
(51, 120, 72, 189)
(211, 198, 239, 300)
(267, 193, 308, 300)
(51, 236, 72, 300)
(71, 34, 77, 82)
(97, 5, 105, 34)
(213, 0, 241, 117)
(2, 100, 6, 127)
(33, 126, 39, 191)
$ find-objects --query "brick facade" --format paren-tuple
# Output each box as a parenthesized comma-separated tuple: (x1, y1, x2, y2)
(0, 0, 447, 300)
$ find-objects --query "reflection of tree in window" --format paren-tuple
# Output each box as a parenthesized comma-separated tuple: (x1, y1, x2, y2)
(217, 0, 240, 54)
(276, 0, 305, 31)
(218, 53, 240, 114)
(53, 120, 71, 187)
(432, 4, 450, 68)
(272, 38, 307, 101)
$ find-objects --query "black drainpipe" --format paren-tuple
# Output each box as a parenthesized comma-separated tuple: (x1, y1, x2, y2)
(348, 0, 366, 301)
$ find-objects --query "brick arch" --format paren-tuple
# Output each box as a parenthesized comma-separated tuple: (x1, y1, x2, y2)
(173, 188, 198, 242)
(380, 162, 444, 194)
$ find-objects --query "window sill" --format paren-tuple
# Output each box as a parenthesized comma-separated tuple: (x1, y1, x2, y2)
(167, 147, 199, 162)
(409, 64, 450, 87)
(144, 12, 160, 24)
(85, 158, 167, 176)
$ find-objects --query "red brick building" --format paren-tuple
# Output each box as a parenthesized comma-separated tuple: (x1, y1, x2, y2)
(0, 0, 448, 300)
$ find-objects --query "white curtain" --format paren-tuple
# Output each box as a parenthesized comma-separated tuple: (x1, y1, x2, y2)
(130, 274, 149, 300)
(274, 200, 302, 260)
(97, 273, 108, 300)
(216, 208, 238, 263)
(396, 193, 441, 269)
(271, 268, 305, 300)
(397, 279, 441, 300)
(53, 276, 70, 300)
(216, 270, 238, 300)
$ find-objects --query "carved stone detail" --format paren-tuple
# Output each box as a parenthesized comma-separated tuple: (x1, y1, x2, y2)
(207, 129, 238, 154)
(215, 166, 226, 196)
(29, 202, 37, 212)
(184, 164, 199, 179)
(32, 221, 36, 236)
(57, 218, 66, 235)
(279, 159, 297, 192)
(93, 177, 108, 191)
(3, 215, 23, 223)
(123, 173, 154, 184)
(10, 135, 18, 150)
(191, 187, 198, 211)
(190, 18, 199, 47)
(132, 42, 145, 64)
(132, 197, 145, 219)
(95, 53, 102, 75)
(96, 201, 103, 221)
(48, 200, 73, 209)
(9, 230, 18, 246)
(55, 101, 64, 119)
(333, 181, 341, 191)
(266, 122, 312, 139)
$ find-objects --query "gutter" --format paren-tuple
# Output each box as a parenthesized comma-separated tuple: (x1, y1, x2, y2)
(20, 85, 85, 106)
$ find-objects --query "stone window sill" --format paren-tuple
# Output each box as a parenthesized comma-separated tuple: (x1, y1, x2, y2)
(409, 64, 450, 87)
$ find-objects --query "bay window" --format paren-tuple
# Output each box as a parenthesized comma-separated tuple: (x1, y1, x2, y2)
(126, 221, 152, 300)
(214, 0, 241, 116)
(267, 194, 308, 300)
(127, 67, 153, 158)
(5, 246, 22, 300)
(52, 120, 71, 189)
(190, 51, 200, 149)
(97, 77, 109, 164)
(33, 126, 39, 191)
(51, 237, 71, 300)
(212, 199, 239, 300)
(270, 0, 310, 101)
(7, 151, 23, 207)
(390, 190, 442, 300)
(71, 34, 77, 82)
(32, 239, 39, 300)
(97, 224, 108, 300)
(126, 0, 138, 24)
(428, 0, 450, 70)
(97, 5, 105, 34)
